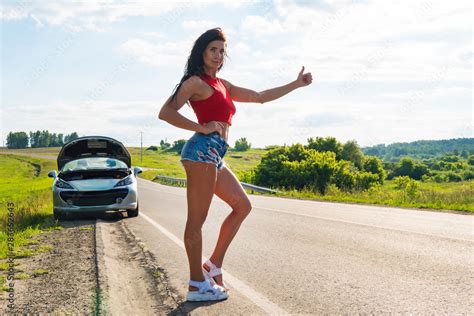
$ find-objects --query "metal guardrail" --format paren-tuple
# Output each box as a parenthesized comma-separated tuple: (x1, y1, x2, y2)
(153, 175, 279, 194)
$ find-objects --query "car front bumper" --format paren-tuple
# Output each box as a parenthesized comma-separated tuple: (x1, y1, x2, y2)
(53, 187, 138, 213)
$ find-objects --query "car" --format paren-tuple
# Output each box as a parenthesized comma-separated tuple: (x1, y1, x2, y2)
(48, 136, 142, 220)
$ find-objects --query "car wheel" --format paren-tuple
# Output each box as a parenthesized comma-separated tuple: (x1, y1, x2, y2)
(127, 202, 139, 218)
(54, 209, 64, 220)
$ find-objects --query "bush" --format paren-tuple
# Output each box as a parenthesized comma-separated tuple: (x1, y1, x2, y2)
(433, 174, 445, 183)
(390, 157, 428, 180)
(333, 161, 356, 192)
(363, 156, 386, 183)
(421, 174, 430, 182)
(253, 145, 339, 194)
(237, 169, 256, 184)
(146, 145, 158, 151)
(307, 136, 343, 160)
(393, 176, 412, 189)
(405, 180, 421, 200)
(468, 155, 474, 166)
(446, 172, 462, 182)
(354, 171, 380, 191)
(462, 170, 474, 181)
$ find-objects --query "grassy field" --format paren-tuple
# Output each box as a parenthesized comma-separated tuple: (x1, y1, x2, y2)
(0, 154, 61, 262)
(0, 146, 267, 178)
(277, 180, 473, 212)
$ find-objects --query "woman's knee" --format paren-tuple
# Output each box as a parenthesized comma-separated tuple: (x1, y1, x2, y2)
(235, 198, 252, 217)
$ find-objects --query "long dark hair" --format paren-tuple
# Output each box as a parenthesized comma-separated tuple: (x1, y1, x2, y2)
(170, 27, 228, 105)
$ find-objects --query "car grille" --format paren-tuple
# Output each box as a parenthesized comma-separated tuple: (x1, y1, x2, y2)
(60, 189, 129, 206)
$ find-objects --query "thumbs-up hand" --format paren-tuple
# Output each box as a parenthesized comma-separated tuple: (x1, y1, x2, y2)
(296, 66, 313, 87)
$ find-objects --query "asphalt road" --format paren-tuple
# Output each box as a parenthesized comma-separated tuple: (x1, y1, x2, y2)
(125, 178, 474, 314)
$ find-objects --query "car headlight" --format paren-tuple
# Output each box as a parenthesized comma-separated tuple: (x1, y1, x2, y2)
(114, 176, 134, 187)
(55, 179, 74, 189)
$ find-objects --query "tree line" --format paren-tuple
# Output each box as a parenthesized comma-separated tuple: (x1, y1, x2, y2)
(148, 137, 251, 153)
(362, 137, 473, 161)
(6, 131, 79, 149)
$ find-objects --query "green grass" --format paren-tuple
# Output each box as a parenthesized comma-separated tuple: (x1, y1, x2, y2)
(0, 154, 59, 260)
(275, 180, 473, 213)
(14, 272, 30, 280)
(32, 268, 49, 276)
(131, 147, 266, 181)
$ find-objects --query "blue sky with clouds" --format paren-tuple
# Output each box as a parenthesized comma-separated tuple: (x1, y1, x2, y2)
(1, 0, 472, 148)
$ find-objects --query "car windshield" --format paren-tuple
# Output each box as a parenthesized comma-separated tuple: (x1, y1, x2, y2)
(61, 157, 127, 172)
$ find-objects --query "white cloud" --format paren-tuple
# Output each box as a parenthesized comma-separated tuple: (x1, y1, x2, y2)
(2, 0, 471, 147)
(1, 1, 207, 31)
(232, 0, 472, 87)
(182, 19, 217, 31)
(241, 15, 286, 36)
(119, 38, 190, 67)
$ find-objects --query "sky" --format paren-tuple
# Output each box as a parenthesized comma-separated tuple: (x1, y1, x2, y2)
(1, 0, 472, 148)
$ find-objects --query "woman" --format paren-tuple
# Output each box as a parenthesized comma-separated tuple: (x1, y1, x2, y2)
(158, 27, 312, 302)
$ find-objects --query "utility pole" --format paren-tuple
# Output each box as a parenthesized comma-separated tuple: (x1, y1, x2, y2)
(140, 131, 143, 165)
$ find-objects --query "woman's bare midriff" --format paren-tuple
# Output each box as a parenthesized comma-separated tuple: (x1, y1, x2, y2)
(204, 120, 229, 142)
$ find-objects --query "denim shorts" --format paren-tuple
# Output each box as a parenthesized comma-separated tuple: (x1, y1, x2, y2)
(180, 132, 230, 170)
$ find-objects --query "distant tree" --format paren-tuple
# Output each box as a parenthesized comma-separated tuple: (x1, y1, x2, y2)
(57, 133, 64, 146)
(29, 131, 41, 148)
(468, 155, 474, 166)
(50, 133, 58, 147)
(362, 138, 474, 160)
(49, 133, 64, 147)
(64, 132, 79, 144)
(341, 140, 364, 169)
(446, 172, 462, 182)
(6, 132, 29, 149)
(146, 145, 158, 151)
(169, 139, 186, 154)
(235, 137, 251, 151)
(390, 157, 429, 180)
(362, 156, 386, 183)
(38, 130, 51, 147)
(462, 169, 474, 180)
(160, 139, 171, 150)
(307, 136, 343, 160)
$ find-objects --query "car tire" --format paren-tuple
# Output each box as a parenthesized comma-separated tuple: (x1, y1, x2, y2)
(127, 202, 139, 218)
(54, 209, 64, 220)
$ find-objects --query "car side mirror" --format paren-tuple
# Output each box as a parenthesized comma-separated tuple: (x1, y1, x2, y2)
(134, 167, 143, 176)
(48, 170, 57, 179)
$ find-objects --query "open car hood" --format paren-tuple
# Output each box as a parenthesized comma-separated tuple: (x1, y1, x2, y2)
(57, 136, 131, 170)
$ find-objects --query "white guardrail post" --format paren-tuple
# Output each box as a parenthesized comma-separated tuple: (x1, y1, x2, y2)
(152, 176, 279, 194)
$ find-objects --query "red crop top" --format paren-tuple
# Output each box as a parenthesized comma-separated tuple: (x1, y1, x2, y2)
(189, 73, 236, 126)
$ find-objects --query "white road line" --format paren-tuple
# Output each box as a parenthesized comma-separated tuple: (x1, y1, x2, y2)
(140, 212, 289, 315)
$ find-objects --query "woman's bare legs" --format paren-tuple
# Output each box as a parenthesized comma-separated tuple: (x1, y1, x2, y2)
(203, 165, 252, 286)
(182, 160, 217, 291)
